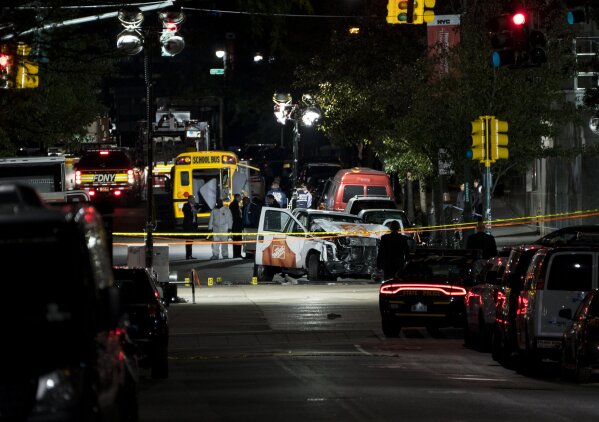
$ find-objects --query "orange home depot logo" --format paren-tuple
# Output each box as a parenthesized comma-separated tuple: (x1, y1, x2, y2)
(263, 237, 296, 267)
(339, 223, 369, 235)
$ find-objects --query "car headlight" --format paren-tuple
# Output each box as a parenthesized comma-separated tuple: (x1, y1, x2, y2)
(33, 367, 82, 414)
(325, 244, 336, 260)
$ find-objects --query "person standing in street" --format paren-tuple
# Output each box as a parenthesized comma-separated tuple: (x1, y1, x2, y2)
(294, 182, 312, 209)
(472, 178, 483, 219)
(182, 195, 200, 260)
(229, 193, 243, 258)
(209, 198, 233, 260)
(377, 220, 411, 279)
(266, 180, 288, 208)
(265, 193, 280, 208)
(466, 220, 498, 260)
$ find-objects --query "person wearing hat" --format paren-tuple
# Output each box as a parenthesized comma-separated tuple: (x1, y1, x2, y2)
(376, 220, 410, 279)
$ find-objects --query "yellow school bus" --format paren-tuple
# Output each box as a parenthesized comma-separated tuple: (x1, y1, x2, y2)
(171, 150, 263, 229)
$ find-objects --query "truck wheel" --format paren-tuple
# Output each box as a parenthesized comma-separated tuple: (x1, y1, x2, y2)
(254, 264, 274, 281)
(307, 253, 320, 281)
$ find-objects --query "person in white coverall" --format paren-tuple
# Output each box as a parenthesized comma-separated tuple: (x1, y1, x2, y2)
(208, 198, 233, 259)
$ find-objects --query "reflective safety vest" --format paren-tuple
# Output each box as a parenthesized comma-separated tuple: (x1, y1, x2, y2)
(295, 189, 311, 209)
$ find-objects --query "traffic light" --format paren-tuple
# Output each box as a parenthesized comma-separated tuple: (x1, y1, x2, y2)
(490, 10, 528, 68)
(159, 7, 185, 56)
(412, 0, 436, 24)
(528, 30, 547, 65)
(0, 46, 14, 89)
(566, 0, 589, 25)
(489, 118, 509, 161)
(386, 0, 400, 24)
(468, 118, 487, 162)
(15, 43, 38, 89)
(397, 0, 414, 24)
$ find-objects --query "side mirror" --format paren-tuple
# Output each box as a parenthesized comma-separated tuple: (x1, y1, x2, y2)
(559, 308, 573, 320)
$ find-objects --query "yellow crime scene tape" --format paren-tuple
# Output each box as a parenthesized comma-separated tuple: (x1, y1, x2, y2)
(111, 208, 599, 246)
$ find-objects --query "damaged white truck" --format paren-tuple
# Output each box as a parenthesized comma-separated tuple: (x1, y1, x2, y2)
(254, 207, 386, 282)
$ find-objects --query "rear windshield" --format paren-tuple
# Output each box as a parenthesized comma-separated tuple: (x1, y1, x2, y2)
(349, 200, 396, 214)
(547, 254, 593, 291)
(114, 270, 157, 303)
(367, 186, 387, 196)
(77, 151, 132, 168)
(361, 210, 408, 226)
(401, 255, 475, 280)
(343, 185, 364, 202)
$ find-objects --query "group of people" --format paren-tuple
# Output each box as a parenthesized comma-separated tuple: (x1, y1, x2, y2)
(456, 179, 484, 218)
(263, 179, 313, 210)
(182, 193, 262, 260)
(376, 219, 497, 279)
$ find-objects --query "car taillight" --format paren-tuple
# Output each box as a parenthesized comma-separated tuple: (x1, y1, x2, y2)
(379, 283, 467, 296)
(148, 303, 158, 318)
(88, 190, 96, 196)
(113, 190, 122, 197)
(127, 169, 135, 184)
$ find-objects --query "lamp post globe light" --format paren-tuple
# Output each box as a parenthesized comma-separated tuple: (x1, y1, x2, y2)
(116, 5, 185, 268)
(272, 92, 322, 200)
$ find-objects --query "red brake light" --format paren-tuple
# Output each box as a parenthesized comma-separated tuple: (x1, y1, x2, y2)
(99, 150, 110, 156)
(222, 155, 237, 164)
(175, 156, 192, 165)
(113, 190, 122, 197)
(379, 283, 467, 296)
(89, 190, 96, 196)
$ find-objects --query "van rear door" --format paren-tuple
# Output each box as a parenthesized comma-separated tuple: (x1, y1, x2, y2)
(539, 252, 595, 339)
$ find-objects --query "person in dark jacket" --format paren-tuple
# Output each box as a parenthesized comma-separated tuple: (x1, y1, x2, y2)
(466, 220, 498, 259)
(377, 220, 411, 278)
(182, 195, 200, 259)
(229, 193, 243, 258)
(246, 195, 262, 228)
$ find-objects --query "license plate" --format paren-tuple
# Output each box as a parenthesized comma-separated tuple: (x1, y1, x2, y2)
(411, 302, 427, 312)
(98, 187, 110, 192)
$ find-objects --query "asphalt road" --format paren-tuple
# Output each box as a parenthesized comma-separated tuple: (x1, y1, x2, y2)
(109, 204, 598, 421)
(137, 284, 599, 422)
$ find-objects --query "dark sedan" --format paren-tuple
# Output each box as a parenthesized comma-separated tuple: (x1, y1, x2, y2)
(560, 289, 599, 383)
(113, 267, 170, 379)
(379, 249, 480, 337)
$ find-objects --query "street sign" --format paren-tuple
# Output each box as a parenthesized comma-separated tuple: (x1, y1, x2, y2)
(210, 68, 224, 75)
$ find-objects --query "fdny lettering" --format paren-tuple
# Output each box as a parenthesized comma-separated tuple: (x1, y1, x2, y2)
(193, 156, 221, 164)
(93, 174, 116, 183)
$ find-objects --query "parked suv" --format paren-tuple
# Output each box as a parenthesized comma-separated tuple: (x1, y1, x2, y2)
(491, 244, 542, 366)
(113, 267, 170, 379)
(0, 201, 138, 421)
(515, 246, 599, 368)
(464, 250, 510, 350)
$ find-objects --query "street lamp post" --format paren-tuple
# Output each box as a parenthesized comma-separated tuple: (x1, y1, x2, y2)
(272, 93, 321, 197)
(116, 5, 185, 268)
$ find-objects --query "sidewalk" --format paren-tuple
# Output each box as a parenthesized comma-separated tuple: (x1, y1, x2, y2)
(488, 197, 540, 248)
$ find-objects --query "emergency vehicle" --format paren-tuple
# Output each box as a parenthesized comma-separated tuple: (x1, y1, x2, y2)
(74, 148, 143, 204)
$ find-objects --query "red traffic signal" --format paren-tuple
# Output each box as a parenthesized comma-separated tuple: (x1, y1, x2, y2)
(0, 53, 11, 70)
(512, 11, 527, 26)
